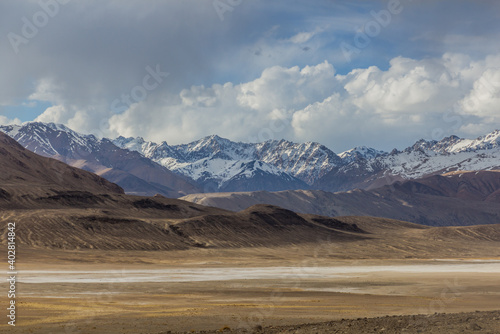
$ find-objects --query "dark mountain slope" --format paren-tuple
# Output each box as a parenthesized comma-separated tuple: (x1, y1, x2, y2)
(182, 171, 500, 226)
(0, 131, 123, 196)
(0, 123, 200, 197)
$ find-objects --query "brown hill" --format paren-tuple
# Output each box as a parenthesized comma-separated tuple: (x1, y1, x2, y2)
(56, 139, 202, 198)
(181, 171, 500, 226)
(7, 205, 371, 250)
(428, 170, 500, 201)
(0, 132, 123, 199)
(1, 123, 201, 198)
(167, 204, 370, 249)
(6, 205, 500, 259)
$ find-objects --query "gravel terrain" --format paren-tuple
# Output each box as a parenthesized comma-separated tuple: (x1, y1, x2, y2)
(187, 310, 500, 334)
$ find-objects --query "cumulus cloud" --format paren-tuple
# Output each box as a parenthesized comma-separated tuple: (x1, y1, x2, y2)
(2, 1, 500, 151)
(108, 62, 339, 144)
(238, 61, 337, 111)
(344, 57, 463, 114)
(104, 53, 500, 151)
(461, 66, 500, 118)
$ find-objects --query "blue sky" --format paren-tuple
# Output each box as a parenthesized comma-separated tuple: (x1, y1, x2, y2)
(1, 0, 500, 151)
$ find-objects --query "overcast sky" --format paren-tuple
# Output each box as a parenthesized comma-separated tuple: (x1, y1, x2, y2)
(1, 0, 500, 152)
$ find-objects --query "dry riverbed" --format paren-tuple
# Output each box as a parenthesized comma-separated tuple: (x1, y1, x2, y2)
(0, 247, 499, 333)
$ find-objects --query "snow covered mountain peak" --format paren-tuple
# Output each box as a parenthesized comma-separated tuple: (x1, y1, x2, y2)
(397, 130, 500, 155)
(111, 134, 342, 186)
(113, 135, 151, 154)
(115, 135, 146, 145)
(0, 121, 100, 157)
(403, 129, 500, 155)
(332, 129, 500, 187)
(177, 134, 254, 161)
(446, 129, 500, 153)
(339, 146, 386, 163)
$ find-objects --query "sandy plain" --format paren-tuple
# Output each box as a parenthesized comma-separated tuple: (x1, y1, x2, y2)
(0, 246, 499, 334)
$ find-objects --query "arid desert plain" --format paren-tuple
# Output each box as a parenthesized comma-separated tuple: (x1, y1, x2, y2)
(1, 223, 499, 333)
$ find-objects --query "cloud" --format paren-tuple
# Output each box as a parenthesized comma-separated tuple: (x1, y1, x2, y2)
(104, 53, 500, 151)
(461, 66, 500, 118)
(238, 61, 337, 111)
(289, 27, 324, 44)
(1, 1, 500, 151)
(108, 61, 339, 144)
(0, 115, 21, 126)
(35, 105, 70, 124)
(289, 32, 315, 44)
(289, 53, 500, 149)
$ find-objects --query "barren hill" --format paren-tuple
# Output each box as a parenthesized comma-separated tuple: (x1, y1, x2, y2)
(0, 123, 201, 198)
(0, 132, 123, 199)
(181, 171, 500, 226)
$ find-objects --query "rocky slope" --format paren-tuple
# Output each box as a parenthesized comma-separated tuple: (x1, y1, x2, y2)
(195, 310, 500, 334)
(113, 135, 338, 191)
(0, 131, 123, 199)
(0, 123, 201, 197)
(181, 171, 500, 226)
(315, 131, 500, 192)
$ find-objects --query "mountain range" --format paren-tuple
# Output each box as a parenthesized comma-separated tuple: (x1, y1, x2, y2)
(113, 134, 336, 192)
(182, 171, 500, 226)
(1, 122, 499, 197)
(114, 128, 500, 193)
(1, 129, 499, 254)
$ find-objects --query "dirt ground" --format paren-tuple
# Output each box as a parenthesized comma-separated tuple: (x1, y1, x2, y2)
(194, 310, 500, 334)
(0, 247, 499, 333)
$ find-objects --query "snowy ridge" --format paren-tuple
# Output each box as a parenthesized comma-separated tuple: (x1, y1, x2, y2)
(1, 121, 499, 194)
(0, 122, 101, 158)
(114, 135, 343, 187)
(113, 128, 500, 192)
(334, 131, 500, 185)
(339, 146, 385, 164)
(0, 122, 203, 197)
(406, 131, 500, 155)
(447, 130, 500, 153)
(379, 149, 500, 178)
(254, 140, 342, 184)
